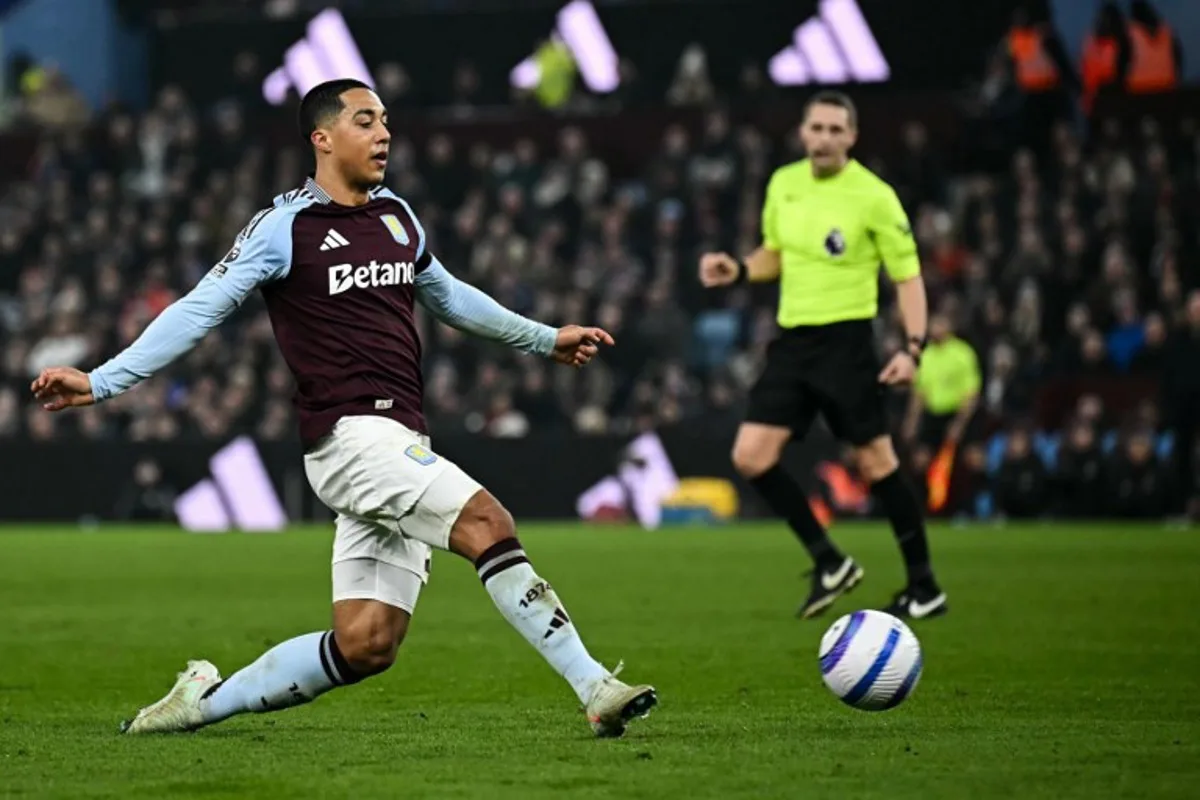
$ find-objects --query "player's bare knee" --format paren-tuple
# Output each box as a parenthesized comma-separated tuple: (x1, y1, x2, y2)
(449, 489, 516, 561)
(333, 606, 409, 676)
(339, 625, 401, 676)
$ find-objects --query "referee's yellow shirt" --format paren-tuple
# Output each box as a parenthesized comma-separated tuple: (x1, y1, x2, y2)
(914, 337, 981, 415)
(762, 159, 920, 327)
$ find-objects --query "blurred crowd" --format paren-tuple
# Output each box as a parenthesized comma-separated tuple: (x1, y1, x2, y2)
(890, 112, 1200, 518)
(1, 34, 1198, 518)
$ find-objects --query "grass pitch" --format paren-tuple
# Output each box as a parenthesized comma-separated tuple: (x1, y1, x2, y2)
(1, 522, 1198, 799)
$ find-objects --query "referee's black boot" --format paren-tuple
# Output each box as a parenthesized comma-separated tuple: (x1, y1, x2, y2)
(883, 581, 948, 620)
(797, 556, 864, 619)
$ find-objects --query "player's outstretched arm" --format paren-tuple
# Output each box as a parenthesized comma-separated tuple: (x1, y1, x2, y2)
(32, 279, 241, 410)
(414, 257, 612, 366)
(33, 207, 292, 409)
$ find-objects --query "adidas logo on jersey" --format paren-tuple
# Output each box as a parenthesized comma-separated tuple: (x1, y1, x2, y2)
(769, 0, 890, 86)
(328, 261, 415, 296)
(320, 229, 349, 251)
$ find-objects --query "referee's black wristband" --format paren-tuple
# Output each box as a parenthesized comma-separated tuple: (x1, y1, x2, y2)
(735, 260, 749, 284)
(906, 335, 927, 367)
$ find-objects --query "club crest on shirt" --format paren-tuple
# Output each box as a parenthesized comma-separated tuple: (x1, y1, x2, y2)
(404, 443, 438, 466)
(824, 228, 846, 256)
(381, 214, 410, 246)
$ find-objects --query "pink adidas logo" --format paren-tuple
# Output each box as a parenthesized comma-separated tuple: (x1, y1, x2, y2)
(769, 0, 890, 86)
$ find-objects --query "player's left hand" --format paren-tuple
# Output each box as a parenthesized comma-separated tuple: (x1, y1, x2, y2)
(552, 326, 615, 367)
(878, 352, 917, 386)
(31, 366, 95, 410)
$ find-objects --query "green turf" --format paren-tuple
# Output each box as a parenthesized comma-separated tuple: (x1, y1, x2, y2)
(1, 522, 1198, 799)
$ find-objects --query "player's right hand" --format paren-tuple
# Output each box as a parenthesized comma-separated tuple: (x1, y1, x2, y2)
(31, 367, 95, 411)
(699, 252, 740, 287)
(552, 325, 615, 367)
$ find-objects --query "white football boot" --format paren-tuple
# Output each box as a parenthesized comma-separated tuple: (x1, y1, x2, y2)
(585, 662, 657, 738)
(120, 660, 222, 734)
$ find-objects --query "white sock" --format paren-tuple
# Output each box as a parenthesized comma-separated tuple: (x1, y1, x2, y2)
(201, 631, 358, 723)
(476, 538, 610, 704)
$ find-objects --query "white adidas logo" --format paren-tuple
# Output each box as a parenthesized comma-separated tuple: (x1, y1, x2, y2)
(510, 1, 619, 94)
(769, 0, 890, 86)
(261, 8, 374, 106)
(319, 229, 349, 251)
(175, 436, 286, 532)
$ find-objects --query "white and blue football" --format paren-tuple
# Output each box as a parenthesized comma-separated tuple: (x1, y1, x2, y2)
(818, 609, 923, 711)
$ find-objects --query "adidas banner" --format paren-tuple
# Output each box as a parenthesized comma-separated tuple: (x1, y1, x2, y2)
(0, 426, 839, 526)
(152, 0, 1026, 109)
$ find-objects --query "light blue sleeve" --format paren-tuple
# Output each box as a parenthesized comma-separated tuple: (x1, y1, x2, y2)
(88, 208, 295, 402)
(414, 255, 557, 357)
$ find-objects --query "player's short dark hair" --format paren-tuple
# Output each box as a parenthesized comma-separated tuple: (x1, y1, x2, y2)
(803, 90, 858, 129)
(298, 78, 373, 143)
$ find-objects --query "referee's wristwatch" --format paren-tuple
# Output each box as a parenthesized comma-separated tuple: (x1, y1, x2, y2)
(905, 335, 927, 367)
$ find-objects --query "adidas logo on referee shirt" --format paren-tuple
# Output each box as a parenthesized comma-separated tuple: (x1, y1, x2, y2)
(320, 229, 349, 251)
(768, 0, 890, 86)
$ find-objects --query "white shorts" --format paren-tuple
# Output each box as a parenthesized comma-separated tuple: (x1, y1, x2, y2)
(303, 415, 483, 611)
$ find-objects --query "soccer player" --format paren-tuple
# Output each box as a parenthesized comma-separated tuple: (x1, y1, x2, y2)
(31, 79, 656, 737)
(699, 91, 947, 620)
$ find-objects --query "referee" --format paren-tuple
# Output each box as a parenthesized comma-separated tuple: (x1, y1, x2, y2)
(699, 91, 946, 620)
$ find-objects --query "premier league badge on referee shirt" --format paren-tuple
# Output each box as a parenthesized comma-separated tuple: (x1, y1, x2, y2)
(824, 228, 846, 256)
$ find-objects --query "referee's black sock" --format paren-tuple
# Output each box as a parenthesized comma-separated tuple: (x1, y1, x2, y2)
(749, 465, 843, 570)
(871, 468, 937, 590)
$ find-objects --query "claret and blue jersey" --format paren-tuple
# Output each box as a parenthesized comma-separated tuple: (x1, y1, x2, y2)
(88, 177, 558, 448)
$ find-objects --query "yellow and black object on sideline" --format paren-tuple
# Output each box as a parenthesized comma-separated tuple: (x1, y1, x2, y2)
(660, 478, 739, 525)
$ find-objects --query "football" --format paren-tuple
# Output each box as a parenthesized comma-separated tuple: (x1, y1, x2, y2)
(818, 609, 924, 711)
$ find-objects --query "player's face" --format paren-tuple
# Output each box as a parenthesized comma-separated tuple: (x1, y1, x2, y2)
(323, 87, 390, 187)
(800, 104, 856, 174)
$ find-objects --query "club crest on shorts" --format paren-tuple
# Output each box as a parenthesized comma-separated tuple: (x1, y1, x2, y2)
(824, 228, 846, 256)
(404, 443, 438, 466)
(381, 214, 410, 246)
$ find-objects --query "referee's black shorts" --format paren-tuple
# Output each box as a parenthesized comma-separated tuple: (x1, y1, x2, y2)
(746, 319, 889, 447)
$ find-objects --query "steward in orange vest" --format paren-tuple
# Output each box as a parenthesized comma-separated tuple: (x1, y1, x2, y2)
(1009, 25, 1060, 92)
(1080, 1, 1131, 113)
(1126, 0, 1182, 93)
(1004, 10, 1078, 95)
